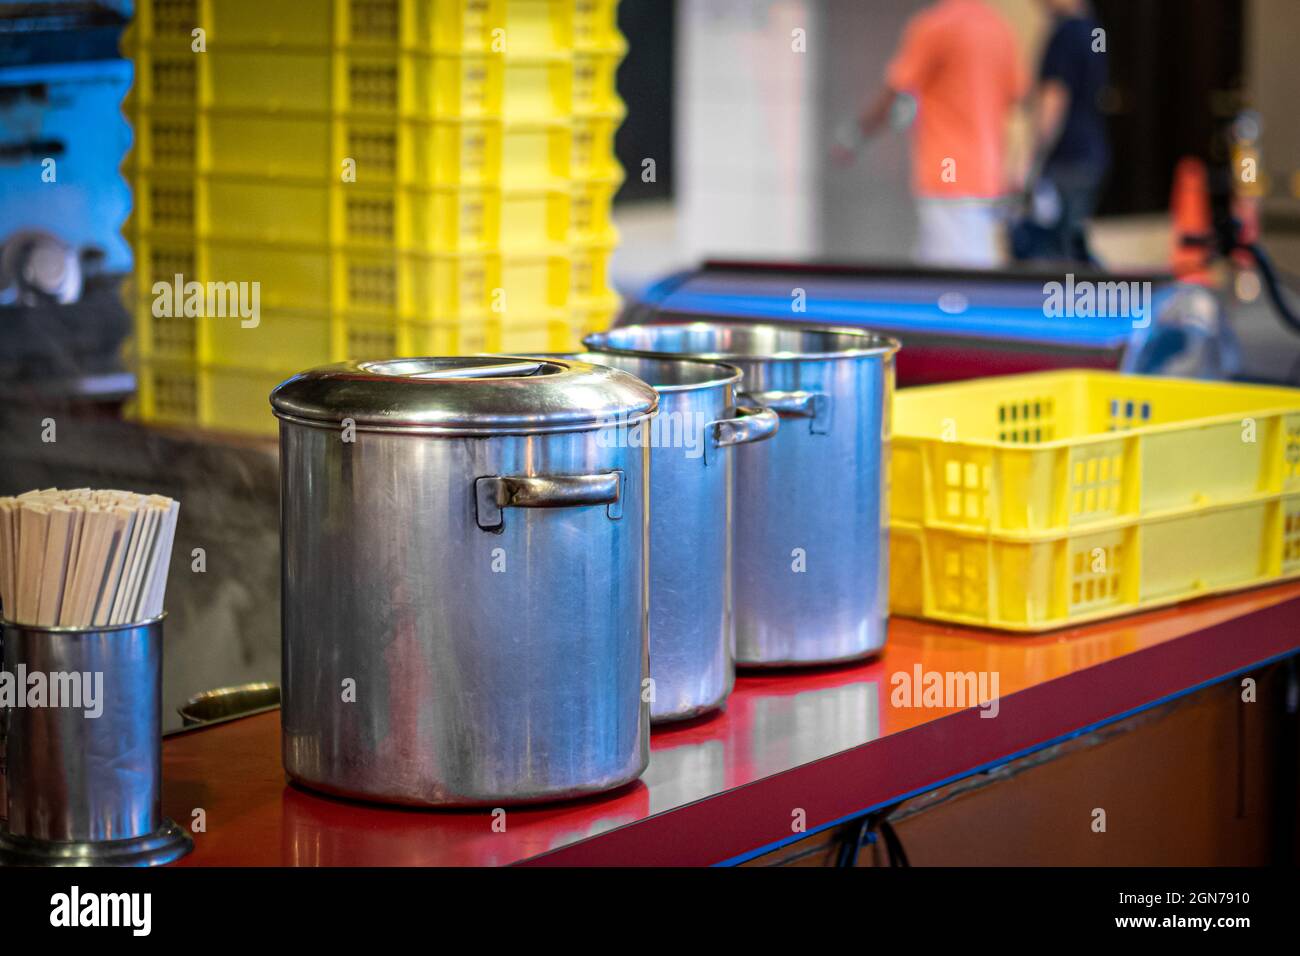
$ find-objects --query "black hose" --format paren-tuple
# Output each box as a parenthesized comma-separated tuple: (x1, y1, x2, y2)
(1241, 242, 1300, 336)
(837, 809, 911, 867)
(836, 816, 874, 868)
(879, 818, 911, 867)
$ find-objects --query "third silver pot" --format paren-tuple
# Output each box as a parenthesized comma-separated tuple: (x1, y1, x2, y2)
(586, 322, 899, 667)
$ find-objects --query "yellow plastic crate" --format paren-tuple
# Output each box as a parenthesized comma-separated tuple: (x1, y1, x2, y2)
(893, 371, 1300, 537)
(496, 120, 571, 184)
(132, 296, 339, 370)
(573, 0, 620, 50)
(428, 51, 573, 120)
(570, 241, 615, 301)
(132, 50, 201, 106)
(128, 233, 571, 320)
(131, 308, 567, 435)
(129, 46, 338, 112)
(214, 0, 418, 48)
(345, 317, 493, 358)
(122, 105, 203, 168)
(128, 46, 575, 121)
(133, 360, 202, 427)
(573, 45, 624, 115)
(134, 315, 504, 430)
(129, 172, 571, 252)
(492, 316, 582, 352)
(125, 106, 571, 187)
(571, 109, 623, 180)
(124, 1, 626, 436)
(510, 0, 576, 54)
(571, 293, 622, 337)
(214, 310, 332, 369)
(421, 118, 570, 185)
(891, 494, 1300, 632)
(422, 0, 507, 52)
(133, 297, 199, 363)
(570, 176, 620, 244)
(204, 0, 423, 49)
(496, 249, 572, 312)
(409, 184, 572, 251)
(412, 0, 620, 57)
(126, 0, 201, 42)
(133, 361, 285, 436)
(130, 0, 601, 54)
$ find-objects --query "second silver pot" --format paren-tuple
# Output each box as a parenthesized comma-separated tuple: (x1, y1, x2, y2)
(564, 353, 778, 721)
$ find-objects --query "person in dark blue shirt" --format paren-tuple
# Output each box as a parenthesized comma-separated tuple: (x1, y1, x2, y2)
(1020, 0, 1110, 264)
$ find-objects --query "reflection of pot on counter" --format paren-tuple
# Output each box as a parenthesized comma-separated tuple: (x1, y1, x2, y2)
(723, 674, 881, 788)
(271, 357, 658, 808)
(543, 790, 652, 856)
(643, 739, 728, 815)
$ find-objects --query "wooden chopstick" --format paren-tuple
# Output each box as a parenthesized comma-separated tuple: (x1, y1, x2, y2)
(1, 488, 180, 628)
(35, 504, 75, 625)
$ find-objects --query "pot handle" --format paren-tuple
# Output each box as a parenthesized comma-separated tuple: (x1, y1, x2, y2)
(475, 471, 623, 532)
(705, 405, 780, 464)
(741, 390, 831, 435)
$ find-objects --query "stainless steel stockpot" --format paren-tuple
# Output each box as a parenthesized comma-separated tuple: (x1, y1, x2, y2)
(270, 356, 658, 806)
(585, 323, 899, 667)
(564, 353, 778, 722)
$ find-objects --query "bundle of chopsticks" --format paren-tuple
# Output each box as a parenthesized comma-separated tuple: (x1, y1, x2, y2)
(0, 489, 179, 628)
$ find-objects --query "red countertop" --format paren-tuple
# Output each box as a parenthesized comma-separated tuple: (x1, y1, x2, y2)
(163, 582, 1300, 866)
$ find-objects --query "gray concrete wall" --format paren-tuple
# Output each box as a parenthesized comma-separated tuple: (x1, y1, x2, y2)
(0, 405, 280, 731)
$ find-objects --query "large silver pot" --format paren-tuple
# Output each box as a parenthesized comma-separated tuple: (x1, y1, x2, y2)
(585, 322, 899, 667)
(270, 356, 658, 806)
(560, 354, 779, 722)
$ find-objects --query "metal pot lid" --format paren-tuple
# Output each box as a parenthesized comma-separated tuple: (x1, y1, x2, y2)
(585, 321, 900, 363)
(270, 356, 659, 434)
(530, 352, 742, 393)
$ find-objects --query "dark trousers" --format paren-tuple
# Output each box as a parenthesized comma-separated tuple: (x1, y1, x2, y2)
(1046, 175, 1102, 265)
(1011, 164, 1106, 267)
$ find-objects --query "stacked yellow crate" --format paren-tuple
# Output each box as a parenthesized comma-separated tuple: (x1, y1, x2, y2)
(890, 371, 1300, 631)
(122, 0, 624, 434)
(569, 0, 626, 338)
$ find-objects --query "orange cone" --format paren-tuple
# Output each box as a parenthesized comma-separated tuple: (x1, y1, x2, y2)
(1169, 157, 1214, 285)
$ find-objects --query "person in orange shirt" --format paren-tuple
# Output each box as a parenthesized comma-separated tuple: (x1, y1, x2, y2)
(834, 0, 1029, 267)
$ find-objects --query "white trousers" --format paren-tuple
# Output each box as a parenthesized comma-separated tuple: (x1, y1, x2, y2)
(914, 198, 1004, 268)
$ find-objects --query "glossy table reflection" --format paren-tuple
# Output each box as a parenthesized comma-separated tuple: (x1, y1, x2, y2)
(164, 582, 1300, 866)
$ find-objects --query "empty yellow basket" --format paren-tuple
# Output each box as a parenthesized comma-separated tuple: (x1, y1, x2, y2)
(891, 370, 1300, 631)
